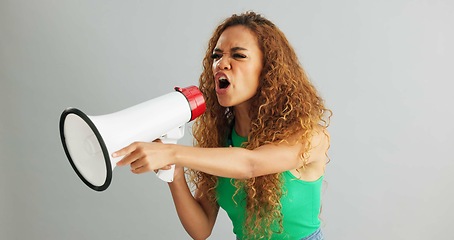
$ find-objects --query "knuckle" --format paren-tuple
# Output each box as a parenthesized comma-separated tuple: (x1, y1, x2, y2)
(137, 148, 146, 155)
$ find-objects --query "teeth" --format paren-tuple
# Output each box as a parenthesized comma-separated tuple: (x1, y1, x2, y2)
(219, 76, 228, 81)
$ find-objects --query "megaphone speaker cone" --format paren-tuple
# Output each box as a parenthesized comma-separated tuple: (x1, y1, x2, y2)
(60, 108, 112, 191)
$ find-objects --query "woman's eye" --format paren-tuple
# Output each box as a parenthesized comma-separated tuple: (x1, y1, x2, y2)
(233, 53, 246, 59)
(210, 53, 221, 59)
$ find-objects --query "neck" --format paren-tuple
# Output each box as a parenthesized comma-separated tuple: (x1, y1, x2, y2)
(233, 105, 251, 137)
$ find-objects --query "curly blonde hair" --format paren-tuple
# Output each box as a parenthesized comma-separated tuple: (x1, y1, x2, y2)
(189, 11, 331, 239)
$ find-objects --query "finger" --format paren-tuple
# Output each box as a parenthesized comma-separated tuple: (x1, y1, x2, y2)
(154, 164, 173, 173)
(112, 142, 138, 159)
(130, 157, 146, 170)
(117, 153, 140, 166)
(161, 165, 172, 170)
(153, 139, 162, 143)
(154, 165, 171, 173)
(116, 148, 143, 167)
(131, 165, 151, 174)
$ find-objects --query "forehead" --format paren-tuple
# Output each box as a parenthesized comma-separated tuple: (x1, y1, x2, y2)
(215, 25, 259, 50)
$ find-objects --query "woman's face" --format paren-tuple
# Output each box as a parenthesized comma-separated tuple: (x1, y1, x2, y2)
(212, 25, 263, 108)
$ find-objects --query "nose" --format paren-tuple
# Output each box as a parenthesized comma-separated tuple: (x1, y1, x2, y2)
(216, 57, 231, 70)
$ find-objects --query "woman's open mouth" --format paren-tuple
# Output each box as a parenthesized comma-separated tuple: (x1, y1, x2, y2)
(218, 76, 230, 89)
(215, 72, 231, 95)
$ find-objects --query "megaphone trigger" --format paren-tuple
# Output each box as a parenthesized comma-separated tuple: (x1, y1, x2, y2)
(156, 125, 185, 182)
(156, 164, 176, 182)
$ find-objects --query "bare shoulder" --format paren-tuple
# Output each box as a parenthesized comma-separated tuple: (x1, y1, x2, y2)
(291, 124, 330, 163)
(308, 125, 330, 154)
(291, 125, 330, 180)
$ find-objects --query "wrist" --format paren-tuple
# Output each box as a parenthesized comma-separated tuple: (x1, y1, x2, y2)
(171, 144, 183, 166)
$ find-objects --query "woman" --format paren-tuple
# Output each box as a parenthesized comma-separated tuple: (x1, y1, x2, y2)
(114, 11, 331, 240)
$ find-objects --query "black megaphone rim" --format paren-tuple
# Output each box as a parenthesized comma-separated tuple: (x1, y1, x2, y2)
(59, 108, 112, 191)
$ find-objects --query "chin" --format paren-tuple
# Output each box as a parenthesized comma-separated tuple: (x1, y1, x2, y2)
(218, 102, 232, 108)
(217, 99, 233, 108)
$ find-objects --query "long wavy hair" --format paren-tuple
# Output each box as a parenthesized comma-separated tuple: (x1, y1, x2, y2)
(189, 11, 331, 239)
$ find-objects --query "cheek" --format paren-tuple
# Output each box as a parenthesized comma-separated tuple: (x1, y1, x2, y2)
(247, 67, 262, 87)
(212, 60, 218, 72)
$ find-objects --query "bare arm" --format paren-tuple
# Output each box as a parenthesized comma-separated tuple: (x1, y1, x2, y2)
(174, 127, 329, 178)
(114, 127, 329, 179)
(172, 142, 300, 179)
(167, 167, 219, 240)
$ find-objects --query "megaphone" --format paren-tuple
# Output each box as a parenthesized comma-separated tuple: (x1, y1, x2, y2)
(59, 86, 206, 191)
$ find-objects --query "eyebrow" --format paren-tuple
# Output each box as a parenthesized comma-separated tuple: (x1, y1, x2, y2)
(213, 47, 248, 52)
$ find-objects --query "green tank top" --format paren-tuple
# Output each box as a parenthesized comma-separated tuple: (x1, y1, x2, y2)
(216, 128, 323, 239)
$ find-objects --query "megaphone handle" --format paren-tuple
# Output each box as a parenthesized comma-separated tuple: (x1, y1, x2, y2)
(156, 138, 178, 182)
(156, 164, 176, 182)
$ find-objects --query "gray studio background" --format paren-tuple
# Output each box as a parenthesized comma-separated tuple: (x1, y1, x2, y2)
(1, 1, 453, 239)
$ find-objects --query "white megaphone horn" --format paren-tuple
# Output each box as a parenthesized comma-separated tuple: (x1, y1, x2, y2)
(59, 86, 206, 191)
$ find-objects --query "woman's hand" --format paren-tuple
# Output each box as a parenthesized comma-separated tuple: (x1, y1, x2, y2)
(112, 141, 176, 174)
